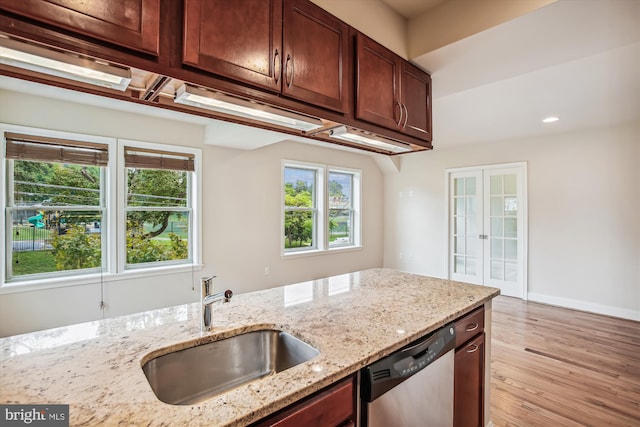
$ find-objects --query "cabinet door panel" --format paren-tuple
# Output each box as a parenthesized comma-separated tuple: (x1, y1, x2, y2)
(355, 33, 399, 129)
(401, 61, 432, 141)
(0, 0, 160, 55)
(283, 0, 348, 113)
(454, 333, 485, 427)
(183, 0, 282, 92)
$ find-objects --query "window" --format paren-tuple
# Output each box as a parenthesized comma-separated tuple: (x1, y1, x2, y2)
(283, 165, 323, 252)
(123, 146, 194, 268)
(4, 132, 108, 280)
(328, 171, 355, 248)
(282, 161, 360, 255)
(2, 126, 201, 285)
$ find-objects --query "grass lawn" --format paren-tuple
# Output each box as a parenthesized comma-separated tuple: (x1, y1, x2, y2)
(12, 250, 57, 276)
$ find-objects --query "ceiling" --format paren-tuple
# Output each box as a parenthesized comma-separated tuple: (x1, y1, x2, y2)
(1, 0, 639, 153)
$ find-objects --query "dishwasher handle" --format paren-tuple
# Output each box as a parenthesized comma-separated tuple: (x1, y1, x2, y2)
(398, 330, 441, 358)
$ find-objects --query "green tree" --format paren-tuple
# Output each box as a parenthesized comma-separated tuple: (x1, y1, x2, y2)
(51, 225, 101, 270)
(284, 181, 314, 247)
(127, 169, 187, 239)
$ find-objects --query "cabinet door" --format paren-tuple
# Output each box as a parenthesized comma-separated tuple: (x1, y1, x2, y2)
(355, 33, 400, 129)
(183, 0, 282, 92)
(454, 333, 485, 427)
(0, 0, 160, 55)
(400, 61, 432, 141)
(283, 0, 349, 113)
(253, 376, 354, 427)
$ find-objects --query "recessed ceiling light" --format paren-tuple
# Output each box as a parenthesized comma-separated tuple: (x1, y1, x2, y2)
(542, 116, 559, 123)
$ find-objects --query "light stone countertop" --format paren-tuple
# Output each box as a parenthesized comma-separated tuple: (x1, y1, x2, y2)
(0, 268, 499, 426)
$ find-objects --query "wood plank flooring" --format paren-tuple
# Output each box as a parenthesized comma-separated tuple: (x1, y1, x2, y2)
(490, 296, 640, 427)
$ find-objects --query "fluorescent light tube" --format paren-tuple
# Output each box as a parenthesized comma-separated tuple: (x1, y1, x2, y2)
(174, 84, 323, 132)
(328, 126, 412, 153)
(0, 37, 131, 91)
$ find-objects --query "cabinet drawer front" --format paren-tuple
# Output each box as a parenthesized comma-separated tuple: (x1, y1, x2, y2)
(455, 306, 484, 347)
(261, 377, 354, 427)
(0, 0, 160, 55)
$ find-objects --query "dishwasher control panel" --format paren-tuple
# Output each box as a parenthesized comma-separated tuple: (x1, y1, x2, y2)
(361, 323, 455, 401)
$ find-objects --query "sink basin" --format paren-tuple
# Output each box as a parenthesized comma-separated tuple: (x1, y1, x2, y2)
(142, 330, 319, 405)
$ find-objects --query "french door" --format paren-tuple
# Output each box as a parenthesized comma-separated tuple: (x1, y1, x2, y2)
(448, 163, 527, 298)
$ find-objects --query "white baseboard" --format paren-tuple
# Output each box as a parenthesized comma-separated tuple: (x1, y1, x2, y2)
(527, 292, 640, 321)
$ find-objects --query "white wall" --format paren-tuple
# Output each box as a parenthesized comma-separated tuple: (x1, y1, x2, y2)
(0, 89, 384, 336)
(384, 121, 640, 320)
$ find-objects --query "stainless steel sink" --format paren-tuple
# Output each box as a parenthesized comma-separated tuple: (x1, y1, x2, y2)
(142, 330, 319, 405)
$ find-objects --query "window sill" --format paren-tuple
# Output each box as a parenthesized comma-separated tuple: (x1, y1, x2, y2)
(282, 245, 363, 260)
(0, 263, 203, 295)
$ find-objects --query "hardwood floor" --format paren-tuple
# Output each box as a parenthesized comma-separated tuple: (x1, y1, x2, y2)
(490, 296, 640, 427)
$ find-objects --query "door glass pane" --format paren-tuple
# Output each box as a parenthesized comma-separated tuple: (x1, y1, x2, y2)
(467, 216, 477, 235)
(504, 197, 518, 216)
(504, 174, 517, 194)
(467, 238, 477, 256)
(467, 258, 477, 275)
(456, 197, 465, 216)
(455, 256, 465, 273)
(490, 175, 502, 195)
(504, 218, 517, 238)
(455, 236, 465, 254)
(491, 238, 503, 258)
(491, 260, 504, 280)
(465, 177, 476, 196)
(466, 196, 476, 216)
(505, 261, 518, 282)
(490, 196, 502, 216)
(455, 217, 465, 235)
(505, 239, 517, 260)
(491, 217, 503, 237)
(455, 178, 465, 196)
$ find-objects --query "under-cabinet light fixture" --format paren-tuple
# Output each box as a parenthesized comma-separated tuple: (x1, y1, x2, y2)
(174, 84, 323, 132)
(542, 116, 559, 123)
(0, 36, 131, 91)
(326, 126, 412, 154)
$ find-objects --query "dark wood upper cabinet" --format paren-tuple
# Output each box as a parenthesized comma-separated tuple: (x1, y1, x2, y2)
(183, 0, 283, 93)
(182, 0, 348, 113)
(355, 33, 400, 130)
(401, 61, 432, 141)
(282, 0, 349, 113)
(355, 33, 432, 141)
(0, 0, 160, 55)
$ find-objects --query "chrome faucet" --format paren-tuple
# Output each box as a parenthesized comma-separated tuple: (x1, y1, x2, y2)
(201, 276, 233, 331)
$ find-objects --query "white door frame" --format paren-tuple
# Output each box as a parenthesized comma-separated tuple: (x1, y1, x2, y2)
(445, 162, 528, 299)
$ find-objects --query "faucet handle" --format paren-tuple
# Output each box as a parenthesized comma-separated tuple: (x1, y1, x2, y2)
(201, 276, 217, 296)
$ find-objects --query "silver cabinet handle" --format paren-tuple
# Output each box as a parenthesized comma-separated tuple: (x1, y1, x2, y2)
(465, 322, 479, 332)
(395, 100, 403, 127)
(285, 54, 293, 88)
(466, 343, 479, 353)
(402, 103, 409, 128)
(274, 49, 281, 85)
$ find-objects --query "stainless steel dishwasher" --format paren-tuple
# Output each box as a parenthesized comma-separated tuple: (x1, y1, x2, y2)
(360, 323, 456, 427)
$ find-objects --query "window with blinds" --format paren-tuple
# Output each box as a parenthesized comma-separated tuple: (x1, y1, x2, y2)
(4, 131, 107, 280)
(3, 127, 201, 284)
(124, 145, 194, 267)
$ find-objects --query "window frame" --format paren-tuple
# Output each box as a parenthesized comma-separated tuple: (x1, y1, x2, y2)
(281, 160, 361, 257)
(327, 167, 361, 250)
(1, 124, 201, 292)
(118, 139, 201, 272)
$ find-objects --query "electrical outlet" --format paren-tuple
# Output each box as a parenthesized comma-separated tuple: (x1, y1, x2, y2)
(264, 266, 271, 276)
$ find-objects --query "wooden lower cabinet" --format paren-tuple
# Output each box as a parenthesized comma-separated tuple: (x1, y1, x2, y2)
(454, 332, 485, 427)
(252, 375, 355, 427)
